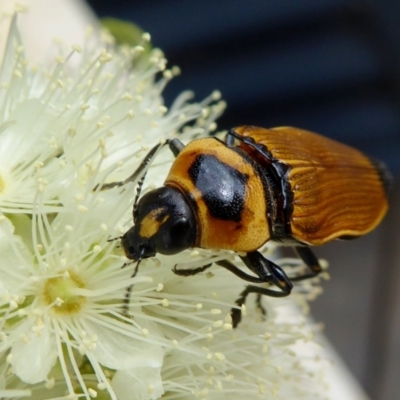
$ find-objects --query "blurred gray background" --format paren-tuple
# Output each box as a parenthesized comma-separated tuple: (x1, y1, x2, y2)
(86, 1, 400, 398)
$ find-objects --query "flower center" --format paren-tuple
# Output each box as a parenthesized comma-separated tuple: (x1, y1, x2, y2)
(42, 270, 86, 314)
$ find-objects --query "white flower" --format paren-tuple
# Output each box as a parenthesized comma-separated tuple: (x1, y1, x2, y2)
(0, 15, 223, 214)
(0, 12, 329, 400)
(0, 207, 165, 395)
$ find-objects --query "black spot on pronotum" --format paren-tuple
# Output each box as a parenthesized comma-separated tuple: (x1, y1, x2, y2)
(188, 154, 248, 222)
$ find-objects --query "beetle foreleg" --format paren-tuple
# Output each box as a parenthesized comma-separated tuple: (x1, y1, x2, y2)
(122, 256, 142, 315)
(290, 246, 322, 281)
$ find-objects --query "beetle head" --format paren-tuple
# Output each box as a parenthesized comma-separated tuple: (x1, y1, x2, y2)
(121, 186, 197, 261)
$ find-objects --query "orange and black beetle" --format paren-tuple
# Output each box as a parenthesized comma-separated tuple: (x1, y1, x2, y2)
(104, 126, 390, 327)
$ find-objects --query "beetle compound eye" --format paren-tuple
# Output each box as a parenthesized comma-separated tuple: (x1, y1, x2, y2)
(156, 217, 194, 255)
(127, 245, 135, 256)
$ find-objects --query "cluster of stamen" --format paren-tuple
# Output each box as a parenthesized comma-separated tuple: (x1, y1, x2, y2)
(42, 269, 86, 314)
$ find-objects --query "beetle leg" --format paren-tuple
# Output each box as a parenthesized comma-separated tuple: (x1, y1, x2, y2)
(290, 246, 322, 281)
(255, 293, 267, 317)
(94, 138, 185, 191)
(174, 256, 291, 328)
(168, 138, 185, 157)
(216, 259, 269, 283)
(172, 263, 212, 276)
(173, 259, 269, 283)
(226, 252, 292, 328)
(231, 285, 289, 328)
(225, 131, 236, 147)
(120, 260, 135, 315)
(216, 257, 291, 328)
(241, 251, 293, 293)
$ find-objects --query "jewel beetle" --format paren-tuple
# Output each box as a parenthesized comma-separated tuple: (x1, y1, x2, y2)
(102, 126, 390, 327)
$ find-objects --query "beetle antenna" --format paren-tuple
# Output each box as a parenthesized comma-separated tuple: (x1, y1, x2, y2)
(93, 140, 166, 191)
(126, 142, 164, 182)
(133, 173, 147, 222)
(107, 236, 122, 242)
(123, 248, 144, 314)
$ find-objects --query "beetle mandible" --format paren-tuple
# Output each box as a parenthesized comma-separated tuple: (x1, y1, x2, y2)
(100, 126, 390, 327)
